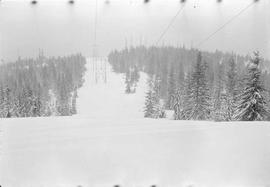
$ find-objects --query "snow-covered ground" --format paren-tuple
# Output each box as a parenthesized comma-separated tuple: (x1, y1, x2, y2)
(1, 58, 270, 187)
(76, 58, 148, 119)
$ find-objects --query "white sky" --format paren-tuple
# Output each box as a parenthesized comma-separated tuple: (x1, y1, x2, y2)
(0, 0, 269, 60)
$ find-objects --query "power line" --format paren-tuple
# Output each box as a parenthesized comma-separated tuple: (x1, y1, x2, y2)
(196, 1, 256, 48)
(155, 3, 186, 45)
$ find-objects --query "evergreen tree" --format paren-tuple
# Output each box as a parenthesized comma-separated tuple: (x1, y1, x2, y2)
(179, 72, 193, 120)
(31, 95, 42, 117)
(125, 70, 132, 94)
(19, 87, 34, 117)
(167, 65, 177, 109)
(225, 57, 238, 121)
(144, 89, 155, 118)
(213, 63, 226, 121)
(71, 88, 78, 115)
(130, 65, 140, 90)
(177, 61, 185, 89)
(57, 74, 71, 116)
(0, 86, 5, 117)
(144, 76, 166, 118)
(189, 52, 211, 120)
(3, 86, 12, 117)
(144, 77, 155, 118)
(234, 52, 269, 121)
(173, 88, 182, 120)
(152, 76, 166, 118)
(173, 61, 185, 120)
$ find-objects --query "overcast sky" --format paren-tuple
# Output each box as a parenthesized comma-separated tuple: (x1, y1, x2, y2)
(0, 0, 269, 61)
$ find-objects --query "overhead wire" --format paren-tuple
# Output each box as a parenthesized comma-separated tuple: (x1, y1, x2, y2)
(195, 1, 257, 48)
(155, 2, 187, 45)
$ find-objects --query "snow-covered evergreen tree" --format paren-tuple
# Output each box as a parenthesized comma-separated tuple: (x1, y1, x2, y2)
(57, 75, 71, 116)
(0, 86, 6, 117)
(45, 89, 58, 116)
(177, 61, 185, 89)
(144, 89, 155, 118)
(213, 63, 227, 121)
(172, 62, 185, 120)
(144, 76, 166, 118)
(189, 52, 211, 120)
(125, 66, 139, 94)
(19, 87, 34, 117)
(234, 52, 269, 121)
(130, 65, 140, 89)
(31, 95, 42, 117)
(71, 88, 78, 115)
(152, 76, 166, 118)
(225, 57, 238, 121)
(125, 70, 132, 94)
(167, 65, 177, 109)
(173, 88, 182, 120)
(180, 72, 193, 120)
(3, 86, 12, 117)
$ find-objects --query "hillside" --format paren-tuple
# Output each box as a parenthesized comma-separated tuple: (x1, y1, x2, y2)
(1, 58, 270, 187)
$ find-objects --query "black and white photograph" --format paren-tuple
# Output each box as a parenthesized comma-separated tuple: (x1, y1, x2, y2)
(0, 0, 270, 186)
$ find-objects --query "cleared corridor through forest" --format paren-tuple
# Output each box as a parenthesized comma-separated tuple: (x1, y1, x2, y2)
(76, 58, 147, 119)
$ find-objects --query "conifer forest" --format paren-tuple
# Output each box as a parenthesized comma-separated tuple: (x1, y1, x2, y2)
(109, 46, 270, 121)
(0, 53, 86, 118)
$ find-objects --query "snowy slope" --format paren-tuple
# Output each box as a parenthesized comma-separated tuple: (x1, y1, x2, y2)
(76, 58, 148, 119)
(1, 118, 270, 187)
(1, 58, 270, 187)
